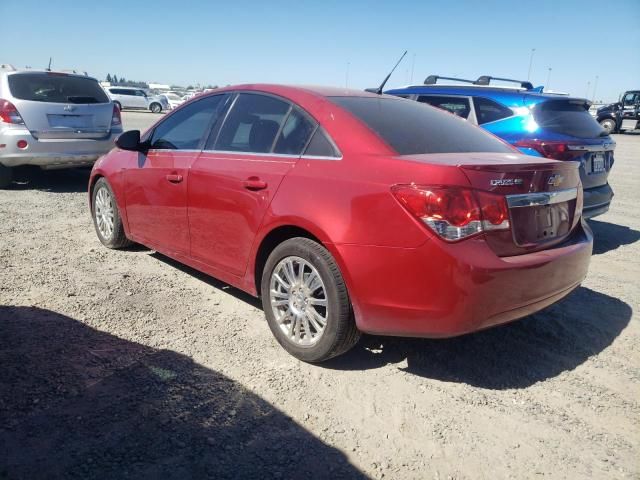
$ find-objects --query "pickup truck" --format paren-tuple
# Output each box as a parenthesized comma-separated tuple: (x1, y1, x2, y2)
(596, 90, 640, 133)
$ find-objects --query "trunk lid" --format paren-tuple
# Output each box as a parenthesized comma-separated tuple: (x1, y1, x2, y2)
(7, 72, 113, 140)
(404, 152, 582, 256)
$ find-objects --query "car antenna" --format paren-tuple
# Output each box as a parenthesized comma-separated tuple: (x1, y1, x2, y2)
(366, 50, 408, 95)
(46, 57, 52, 71)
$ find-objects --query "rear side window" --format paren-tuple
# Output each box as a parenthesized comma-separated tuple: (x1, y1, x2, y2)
(215, 93, 290, 153)
(273, 108, 316, 155)
(533, 100, 606, 138)
(8, 73, 109, 104)
(150, 95, 227, 150)
(304, 129, 339, 157)
(473, 97, 513, 125)
(330, 96, 513, 155)
(417, 95, 471, 119)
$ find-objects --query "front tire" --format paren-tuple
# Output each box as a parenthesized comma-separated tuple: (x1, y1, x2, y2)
(150, 103, 162, 113)
(599, 118, 616, 134)
(0, 164, 13, 189)
(91, 178, 132, 249)
(261, 237, 360, 362)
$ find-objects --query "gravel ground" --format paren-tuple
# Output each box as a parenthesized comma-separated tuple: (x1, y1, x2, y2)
(0, 113, 638, 479)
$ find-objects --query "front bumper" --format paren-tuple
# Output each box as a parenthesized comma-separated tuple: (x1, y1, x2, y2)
(334, 222, 593, 337)
(583, 183, 614, 219)
(0, 127, 121, 169)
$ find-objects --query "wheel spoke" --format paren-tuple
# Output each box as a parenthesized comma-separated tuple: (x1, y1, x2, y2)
(308, 297, 327, 307)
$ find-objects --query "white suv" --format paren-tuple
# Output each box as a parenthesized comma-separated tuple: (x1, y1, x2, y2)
(105, 87, 169, 113)
(0, 66, 122, 188)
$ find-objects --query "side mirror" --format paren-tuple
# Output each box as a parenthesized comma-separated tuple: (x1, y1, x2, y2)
(115, 130, 142, 151)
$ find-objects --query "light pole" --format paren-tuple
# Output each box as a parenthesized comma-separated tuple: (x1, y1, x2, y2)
(546, 67, 552, 89)
(592, 75, 599, 103)
(527, 48, 536, 81)
(586, 81, 591, 98)
(410, 53, 416, 84)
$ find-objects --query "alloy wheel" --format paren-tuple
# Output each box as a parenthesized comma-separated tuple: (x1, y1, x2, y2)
(94, 186, 115, 240)
(269, 256, 328, 346)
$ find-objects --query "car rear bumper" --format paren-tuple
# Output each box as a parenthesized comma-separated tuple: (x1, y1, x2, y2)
(0, 127, 120, 169)
(583, 183, 614, 219)
(334, 222, 593, 337)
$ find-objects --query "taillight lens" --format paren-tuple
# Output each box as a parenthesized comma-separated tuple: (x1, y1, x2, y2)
(514, 139, 583, 161)
(0, 99, 25, 124)
(391, 185, 510, 241)
(111, 103, 122, 126)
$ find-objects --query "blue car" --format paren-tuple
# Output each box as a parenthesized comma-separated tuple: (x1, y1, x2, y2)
(386, 75, 615, 218)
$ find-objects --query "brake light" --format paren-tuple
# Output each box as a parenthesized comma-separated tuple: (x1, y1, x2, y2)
(0, 99, 25, 124)
(111, 103, 122, 126)
(514, 139, 583, 161)
(391, 185, 510, 241)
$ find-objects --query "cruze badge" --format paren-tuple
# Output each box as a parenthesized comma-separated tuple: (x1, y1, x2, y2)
(547, 174, 564, 187)
(490, 178, 523, 186)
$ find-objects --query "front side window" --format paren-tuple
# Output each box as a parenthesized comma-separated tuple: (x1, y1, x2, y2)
(214, 93, 290, 153)
(8, 73, 109, 104)
(330, 96, 513, 155)
(149, 95, 227, 150)
(273, 108, 316, 155)
(473, 97, 513, 124)
(622, 93, 637, 106)
(417, 95, 471, 119)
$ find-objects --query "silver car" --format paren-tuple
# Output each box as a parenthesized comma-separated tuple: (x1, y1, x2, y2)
(0, 66, 122, 188)
(104, 87, 169, 113)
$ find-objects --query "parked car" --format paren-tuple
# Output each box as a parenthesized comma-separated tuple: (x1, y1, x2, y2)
(104, 87, 169, 113)
(0, 66, 122, 188)
(386, 75, 616, 219)
(596, 90, 640, 133)
(159, 93, 185, 109)
(89, 85, 592, 362)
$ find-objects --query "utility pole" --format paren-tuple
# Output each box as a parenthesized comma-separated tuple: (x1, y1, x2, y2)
(527, 48, 536, 81)
(586, 81, 591, 98)
(546, 67, 552, 89)
(410, 53, 416, 84)
(592, 75, 599, 103)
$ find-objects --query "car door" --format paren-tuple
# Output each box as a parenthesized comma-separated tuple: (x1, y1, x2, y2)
(188, 93, 316, 277)
(124, 94, 227, 256)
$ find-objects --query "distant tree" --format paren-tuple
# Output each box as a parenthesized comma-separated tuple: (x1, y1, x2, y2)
(120, 77, 127, 84)
(186, 85, 194, 90)
(106, 73, 112, 83)
(113, 75, 118, 84)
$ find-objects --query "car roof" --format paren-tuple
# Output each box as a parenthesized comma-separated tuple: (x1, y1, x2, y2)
(210, 84, 389, 99)
(1, 69, 99, 82)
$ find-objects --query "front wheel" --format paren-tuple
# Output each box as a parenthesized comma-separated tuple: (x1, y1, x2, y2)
(150, 103, 162, 113)
(261, 237, 360, 362)
(599, 118, 616, 134)
(91, 178, 132, 249)
(0, 164, 13, 189)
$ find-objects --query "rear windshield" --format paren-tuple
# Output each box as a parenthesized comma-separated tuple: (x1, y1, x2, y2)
(8, 73, 110, 104)
(533, 100, 606, 138)
(329, 96, 513, 155)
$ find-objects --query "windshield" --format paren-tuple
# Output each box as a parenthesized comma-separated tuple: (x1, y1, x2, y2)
(8, 73, 109, 104)
(533, 100, 607, 138)
(329, 96, 514, 155)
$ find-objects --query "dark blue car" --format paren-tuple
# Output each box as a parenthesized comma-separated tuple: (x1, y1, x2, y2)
(386, 75, 615, 218)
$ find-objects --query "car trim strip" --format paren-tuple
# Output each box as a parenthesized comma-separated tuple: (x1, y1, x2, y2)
(567, 144, 615, 152)
(506, 188, 577, 208)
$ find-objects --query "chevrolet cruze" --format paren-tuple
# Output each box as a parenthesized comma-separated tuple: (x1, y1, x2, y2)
(89, 85, 592, 362)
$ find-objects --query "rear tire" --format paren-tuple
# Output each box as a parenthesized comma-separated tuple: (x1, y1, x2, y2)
(150, 103, 162, 113)
(599, 118, 616, 134)
(261, 237, 361, 362)
(0, 164, 13, 189)
(91, 178, 132, 249)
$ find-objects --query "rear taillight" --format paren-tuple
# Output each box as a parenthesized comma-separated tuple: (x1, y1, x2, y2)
(514, 139, 583, 161)
(111, 103, 122, 126)
(391, 185, 510, 241)
(0, 99, 25, 124)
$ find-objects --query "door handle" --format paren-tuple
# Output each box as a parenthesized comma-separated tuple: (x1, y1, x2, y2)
(166, 173, 183, 184)
(242, 177, 268, 191)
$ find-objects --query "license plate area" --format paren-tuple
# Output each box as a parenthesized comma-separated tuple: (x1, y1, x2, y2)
(591, 152, 606, 174)
(47, 114, 93, 128)
(510, 203, 573, 246)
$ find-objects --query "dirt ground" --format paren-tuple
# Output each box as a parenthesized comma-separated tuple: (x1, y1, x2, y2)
(1, 113, 638, 479)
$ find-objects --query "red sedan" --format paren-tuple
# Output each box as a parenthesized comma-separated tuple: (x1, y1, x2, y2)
(89, 85, 592, 362)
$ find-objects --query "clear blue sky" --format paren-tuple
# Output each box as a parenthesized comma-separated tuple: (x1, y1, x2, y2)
(2, 0, 639, 102)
